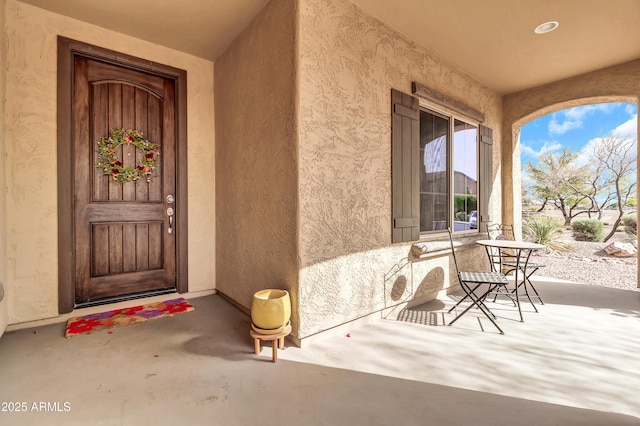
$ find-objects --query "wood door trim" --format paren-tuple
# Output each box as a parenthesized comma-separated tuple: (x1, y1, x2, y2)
(57, 37, 188, 314)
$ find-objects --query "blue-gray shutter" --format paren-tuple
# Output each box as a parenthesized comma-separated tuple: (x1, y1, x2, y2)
(478, 125, 493, 233)
(391, 89, 420, 243)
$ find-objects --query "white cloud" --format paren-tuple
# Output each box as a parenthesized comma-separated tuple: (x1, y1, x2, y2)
(576, 114, 637, 166)
(521, 141, 563, 158)
(625, 104, 637, 115)
(548, 117, 581, 135)
(612, 113, 638, 138)
(564, 104, 617, 120)
(520, 145, 537, 157)
(574, 147, 592, 167)
(548, 103, 621, 135)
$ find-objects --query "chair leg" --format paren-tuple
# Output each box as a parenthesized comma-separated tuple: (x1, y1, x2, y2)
(510, 267, 544, 307)
(447, 285, 478, 314)
(525, 268, 544, 304)
(448, 284, 498, 319)
(447, 284, 481, 313)
(479, 285, 500, 319)
(520, 275, 539, 313)
(513, 272, 524, 322)
(449, 301, 504, 334)
(527, 279, 544, 304)
(467, 288, 500, 320)
(448, 286, 505, 334)
(491, 284, 517, 307)
(492, 267, 516, 304)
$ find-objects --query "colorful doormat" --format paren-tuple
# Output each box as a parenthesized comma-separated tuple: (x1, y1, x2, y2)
(65, 298, 195, 338)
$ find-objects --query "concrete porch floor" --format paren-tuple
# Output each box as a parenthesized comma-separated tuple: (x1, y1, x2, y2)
(1, 279, 639, 425)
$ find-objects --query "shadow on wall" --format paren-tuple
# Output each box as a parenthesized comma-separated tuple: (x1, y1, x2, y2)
(384, 257, 410, 306)
(382, 244, 446, 313)
(414, 266, 445, 302)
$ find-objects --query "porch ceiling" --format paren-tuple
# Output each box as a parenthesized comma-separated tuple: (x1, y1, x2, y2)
(17, 0, 640, 95)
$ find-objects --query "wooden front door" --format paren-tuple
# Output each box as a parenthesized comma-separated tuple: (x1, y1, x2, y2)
(73, 57, 177, 304)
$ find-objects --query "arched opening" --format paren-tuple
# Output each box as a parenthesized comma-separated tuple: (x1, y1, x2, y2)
(501, 59, 640, 287)
(520, 102, 636, 224)
(508, 97, 638, 234)
(513, 101, 637, 289)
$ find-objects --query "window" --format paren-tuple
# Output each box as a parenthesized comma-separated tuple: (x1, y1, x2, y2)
(391, 88, 492, 243)
(419, 110, 478, 232)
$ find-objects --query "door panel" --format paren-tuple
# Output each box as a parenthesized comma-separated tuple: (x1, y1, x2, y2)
(73, 57, 176, 304)
(90, 222, 164, 276)
(91, 82, 163, 202)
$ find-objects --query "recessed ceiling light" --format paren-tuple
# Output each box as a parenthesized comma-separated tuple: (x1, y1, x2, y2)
(534, 21, 559, 34)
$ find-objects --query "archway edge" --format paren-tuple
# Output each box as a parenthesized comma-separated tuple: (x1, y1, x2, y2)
(504, 59, 640, 128)
(513, 95, 638, 128)
(500, 59, 640, 288)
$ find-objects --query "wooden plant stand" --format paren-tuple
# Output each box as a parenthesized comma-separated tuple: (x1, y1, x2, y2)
(250, 324, 292, 363)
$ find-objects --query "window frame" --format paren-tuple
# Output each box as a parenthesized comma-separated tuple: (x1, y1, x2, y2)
(418, 100, 480, 236)
(390, 87, 492, 244)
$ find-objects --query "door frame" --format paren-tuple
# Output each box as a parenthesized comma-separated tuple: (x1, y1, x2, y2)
(57, 37, 188, 313)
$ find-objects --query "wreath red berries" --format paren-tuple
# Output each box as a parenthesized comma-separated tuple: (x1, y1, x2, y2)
(96, 128, 160, 183)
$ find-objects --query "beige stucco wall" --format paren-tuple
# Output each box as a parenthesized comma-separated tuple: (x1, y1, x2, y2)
(214, 0, 299, 328)
(4, 0, 215, 324)
(0, 0, 9, 335)
(296, 0, 503, 337)
(502, 60, 640, 284)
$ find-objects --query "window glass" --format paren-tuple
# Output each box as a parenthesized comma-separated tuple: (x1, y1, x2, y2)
(453, 120, 478, 230)
(419, 110, 449, 232)
(419, 110, 478, 233)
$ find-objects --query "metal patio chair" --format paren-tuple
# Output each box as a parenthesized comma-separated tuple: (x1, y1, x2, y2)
(446, 228, 511, 334)
(486, 223, 546, 307)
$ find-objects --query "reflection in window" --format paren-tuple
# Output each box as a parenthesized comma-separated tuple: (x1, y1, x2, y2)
(420, 110, 448, 232)
(453, 120, 478, 228)
(419, 110, 478, 233)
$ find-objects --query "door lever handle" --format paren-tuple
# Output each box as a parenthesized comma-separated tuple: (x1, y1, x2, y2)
(167, 207, 174, 234)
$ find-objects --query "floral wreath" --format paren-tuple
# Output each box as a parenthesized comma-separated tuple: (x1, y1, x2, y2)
(96, 128, 160, 183)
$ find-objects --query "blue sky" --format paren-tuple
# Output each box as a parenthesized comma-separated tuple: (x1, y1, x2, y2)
(520, 102, 638, 167)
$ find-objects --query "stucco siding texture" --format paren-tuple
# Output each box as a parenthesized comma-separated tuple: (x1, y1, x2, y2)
(5, 0, 215, 324)
(214, 0, 299, 325)
(296, 0, 502, 337)
(0, 0, 9, 334)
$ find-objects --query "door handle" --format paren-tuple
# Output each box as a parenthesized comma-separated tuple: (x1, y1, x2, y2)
(167, 207, 174, 234)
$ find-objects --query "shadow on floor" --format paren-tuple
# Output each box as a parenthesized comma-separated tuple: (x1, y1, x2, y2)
(1, 289, 640, 425)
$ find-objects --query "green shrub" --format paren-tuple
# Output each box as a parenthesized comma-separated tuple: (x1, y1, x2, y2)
(571, 219, 604, 242)
(523, 216, 570, 252)
(454, 195, 477, 215)
(622, 214, 637, 236)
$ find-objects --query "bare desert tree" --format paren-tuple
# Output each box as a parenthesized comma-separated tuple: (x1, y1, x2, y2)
(569, 151, 615, 221)
(588, 134, 637, 241)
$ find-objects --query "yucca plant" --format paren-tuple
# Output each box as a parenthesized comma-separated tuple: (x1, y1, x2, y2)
(523, 216, 570, 252)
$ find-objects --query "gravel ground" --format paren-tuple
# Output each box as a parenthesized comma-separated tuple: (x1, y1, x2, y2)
(534, 238, 638, 291)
